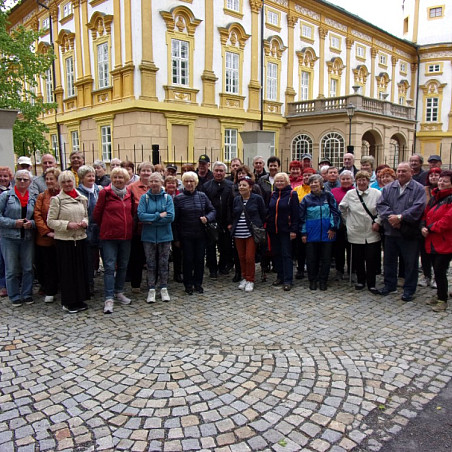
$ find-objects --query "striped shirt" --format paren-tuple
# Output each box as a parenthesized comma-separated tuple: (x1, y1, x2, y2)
(234, 199, 252, 238)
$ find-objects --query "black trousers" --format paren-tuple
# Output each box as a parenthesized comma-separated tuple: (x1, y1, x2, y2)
(334, 226, 351, 273)
(206, 228, 233, 273)
(430, 253, 452, 301)
(351, 241, 380, 289)
(306, 241, 333, 283)
(127, 235, 146, 289)
(182, 236, 206, 289)
(36, 245, 59, 296)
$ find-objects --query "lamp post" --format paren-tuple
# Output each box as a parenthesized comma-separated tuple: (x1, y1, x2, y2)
(345, 103, 356, 153)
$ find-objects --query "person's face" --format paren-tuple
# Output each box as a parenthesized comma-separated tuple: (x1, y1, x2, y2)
(94, 165, 105, 178)
(82, 172, 95, 188)
(268, 162, 279, 176)
(361, 162, 372, 173)
(321, 170, 329, 181)
(302, 158, 312, 169)
(41, 155, 56, 170)
(231, 160, 241, 173)
(238, 180, 251, 196)
(61, 178, 74, 192)
(110, 161, 121, 170)
(253, 159, 265, 173)
(70, 153, 83, 169)
(290, 166, 301, 178)
(18, 164, 31, 171)
(274, 176, 287, 190)
(112, 173, 126, 189)
(303, 172, 312, 185)
(126, 167, 134, 178)
(381, 173, 394, 185)
(45, 173, 58, 190)
(165, 181, 177, 194)
(198, 161, 209, 174)
(438, 176, 452, 191)
(327, 169, 338, 183)
(409, 156, 422, 172)
(340, 175, 353, 188)
(213, 166, 226, 182)
(15, 174, 32, 191)
(0, 171, 11, 186)
(237, 170, 246, 181)
(139, 166, 152, 181)
(166, 168, 176, 177)
(429, 160, 442, 169)
(429, 172, 440, 186)
(356, 177, 369, 192)
(397, 164, 412, 185)
(310, 179, 322, 194)
(183, 177, 197, 192)
(150, 177, 162, 193)
(343, 155, 354, 168)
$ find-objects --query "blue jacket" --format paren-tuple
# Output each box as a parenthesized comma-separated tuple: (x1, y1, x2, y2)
(299, 190, 341, 242)
(0, 189, 36, 240)
(266, 185, 299, 235)
(77, 184, 100, 245)
(231, 193, 266, 235)
(137, 188, 175, 243)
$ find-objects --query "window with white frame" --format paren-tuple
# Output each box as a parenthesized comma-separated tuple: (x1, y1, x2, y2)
(356, 45, 365, 58)
(45, 68, 53, 103)
(321, 132, 345, 168)
(300, 71, 310, 100)
(65, 56, 75, 97)
(42, 17, 50, 30)
(62, 2, 73, 18)
(267, 9, 279, 26)
(329, 78, 338, 97)
(330, 35, 341, 50)
(101, 125, 112, 161)
(400, 62, 407, 72)
(224, 129, 238, 161)
(97, 42, 109, 89)
(171, 39, 189, 86)
(429, 6, 443, 18)
(379, 54, 387, 65)
(291, 134, 312, 161)
(301, 24, 313, 40)
(399, 96, 405, 105)
(225, 51, 239, 94)
(227, 0, 239, 12)
(426, 97, 439, 122)
(267, 62, 277, 101)
(51, 134, 60, 162)
(71, 130, 80, 152)
(427, 63, 441, 73)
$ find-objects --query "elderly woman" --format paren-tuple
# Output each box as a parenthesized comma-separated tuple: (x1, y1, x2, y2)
(0, 170, 35, 306)
(300, 174, 341, 291)
(266, 172, 299, 291)
(127, 161, 154, 292)
(360, 155, 376, 183)
(122, 161, 139, 185)
(77, 165, 100, 295)
(93, 160, 111, 187)
(47, 171, 90, 313)
(0, 166, 14, 297)
(93, 167, 134, 314)
(422, 170, 452, 312)
(138, 172, 175, 303)
(229, 177, 266, 292)
(34, 168, 60, 303)
(174, 171, 216, 295)
(379, 167, 396, 186)
(339, 171, 382, 293)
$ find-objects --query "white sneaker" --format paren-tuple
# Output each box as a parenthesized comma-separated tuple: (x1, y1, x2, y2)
(161, 288, 170, 302)
(431, 278, 437, 289)
(104, 299, 114, 314)
(238, 279, 247, 290)
(244, 281, 254, 292)
(418, 276, 430, 287)
(44, 295, 54, 303)
(147, 289, 156, 303)
(115, 292, 131, 305)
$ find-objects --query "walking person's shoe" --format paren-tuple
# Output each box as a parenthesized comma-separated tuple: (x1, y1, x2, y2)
(319, 281, 327, 291)
(244, 282, 254, 292)
(355, 283, 365, 290)
(146, 289, 156, 303)
(426, 295, 438, 305)
(418, 276, 431, 287)
(369, 287, 379, 295)
(401, 293, 414, 302)
(194, 286, 204, 294)
(44, 295, 54, 303)
(309, 281, 317, 291)
(432, 301, 447, 312)
(161, 288, 170, 302)
(63, 305, 79, 314)
(238, 279, 247, 290)
(24, 297, 34, 305)
(11, 299, 23, 307)
(184, 287, 193, 295)
(283, 284, 292, 291)
(115, 293, 131, 305)
(103, 299, 114, 314)
(378, 287, 398, 296)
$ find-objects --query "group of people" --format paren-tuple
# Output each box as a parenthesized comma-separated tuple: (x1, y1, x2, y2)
(0, 150, 450, 314)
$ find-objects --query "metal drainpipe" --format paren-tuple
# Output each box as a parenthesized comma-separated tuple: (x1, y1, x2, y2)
(413, 46, 420, 154)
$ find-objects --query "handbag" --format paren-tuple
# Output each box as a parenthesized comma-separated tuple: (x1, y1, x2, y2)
(204, 221, 219, 242)
(241, 203, 266, 245)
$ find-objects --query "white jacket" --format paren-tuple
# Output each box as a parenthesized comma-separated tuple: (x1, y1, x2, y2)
(339, 187, 382, 244)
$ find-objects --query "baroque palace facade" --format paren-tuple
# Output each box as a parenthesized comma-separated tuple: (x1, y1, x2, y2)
(7, 0, 452, 168)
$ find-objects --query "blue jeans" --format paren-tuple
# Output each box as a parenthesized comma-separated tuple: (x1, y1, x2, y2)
(270, 232, 294, 285)
(1, 237, 34, 302)
(0, 241, 5, 288)
(383, 235, 419, 295)
(101, 240, 132, 300)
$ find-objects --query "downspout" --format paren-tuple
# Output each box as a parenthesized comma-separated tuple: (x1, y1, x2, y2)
(413, 46, 420, 153)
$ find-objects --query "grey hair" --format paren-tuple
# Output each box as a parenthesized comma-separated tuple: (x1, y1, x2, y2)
(77, 165, 95, 181)
(149, 172, 164, 183)
(410, 153, 424, 164)
(58, 170, 75, 184)
(14, 169, 32, 181)
(308, 174, 324, 186)
(212, 161, 227, 171)
(181, 171, 199, 184)
(253, 155, 264, 163)
(360, 155, 375, 168)
(339, 170, 355, 182)
(93, 160, 106, 170)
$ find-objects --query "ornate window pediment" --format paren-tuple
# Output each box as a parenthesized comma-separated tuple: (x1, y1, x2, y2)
(296, 47, 318, 68)
(57, 29, 75, 54)
(326, 57, 345, 76)
(218, 23, 250, 50)
(160, 6, 202, 37)
(419, 79, 446, 95)
(87, 11, 113, 39)
(353, 65, 369, 84)
(397, 79, 410, 96)
(263, 36, 287, 59)
(376, 72, 390, 89)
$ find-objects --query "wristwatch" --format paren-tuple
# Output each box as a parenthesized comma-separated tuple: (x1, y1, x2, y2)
(397, 214, 402, 221)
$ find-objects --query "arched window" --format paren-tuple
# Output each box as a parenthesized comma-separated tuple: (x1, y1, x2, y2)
(321, 132, 345, 168)
(291, 134, 312, 161)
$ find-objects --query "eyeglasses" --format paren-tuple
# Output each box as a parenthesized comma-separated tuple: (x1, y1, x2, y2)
(16, 178, 30, 182)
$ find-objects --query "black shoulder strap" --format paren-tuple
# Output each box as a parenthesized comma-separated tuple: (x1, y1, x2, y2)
(356, 189, 376, 222)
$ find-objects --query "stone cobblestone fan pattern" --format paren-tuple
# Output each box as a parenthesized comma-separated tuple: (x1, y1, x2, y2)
(1, 273, 451, 451)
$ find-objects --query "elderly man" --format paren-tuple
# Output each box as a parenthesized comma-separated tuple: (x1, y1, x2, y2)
(110, 158, 122, 170)
(17, 156, 33, 173)
(376, 162, 426, 301)
(339, 153, 358, 176)
(196, 154, 213, 188)
(301, 153, 313, 170)
(409, 153, 427, 185)
(29, 154, 57, 197)
(67, 151, 84, 185)
(324, 167, 340, 191)
(428, 154, 442, 170)
(202, 162, 233, 278)
(253, 156, 267, 181)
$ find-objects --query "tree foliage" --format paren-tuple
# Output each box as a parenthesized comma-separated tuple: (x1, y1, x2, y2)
(0, 0, 56, 156)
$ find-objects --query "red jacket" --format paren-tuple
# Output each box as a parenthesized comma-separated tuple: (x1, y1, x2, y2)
(93, 187, 135, 241)
(424, 187, 452, 254)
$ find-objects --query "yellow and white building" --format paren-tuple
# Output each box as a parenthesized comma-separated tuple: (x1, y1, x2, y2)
(7, 0, 451, 168)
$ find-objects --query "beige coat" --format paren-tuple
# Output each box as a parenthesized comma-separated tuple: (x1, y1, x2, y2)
(47, 191, 88, 241)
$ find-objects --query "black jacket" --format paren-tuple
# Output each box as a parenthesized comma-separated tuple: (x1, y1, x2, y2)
(201, 178, 233, 227)
(231, 193, 266, 236)
(257, 174, 273, 205)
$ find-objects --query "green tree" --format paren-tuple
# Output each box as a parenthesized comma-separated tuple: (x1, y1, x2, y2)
(0, 0, 56, 156)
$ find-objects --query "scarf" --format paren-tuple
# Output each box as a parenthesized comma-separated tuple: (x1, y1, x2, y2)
(111, 184, 127, 199)
(64, 189, 79, 199)
(15, 186, 29, 207)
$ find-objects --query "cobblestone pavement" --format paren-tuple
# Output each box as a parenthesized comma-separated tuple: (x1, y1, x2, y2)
(1, 271, 451, 452)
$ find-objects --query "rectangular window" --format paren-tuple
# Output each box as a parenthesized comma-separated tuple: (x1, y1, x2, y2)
(62, 2, 73, 18)
(71, 130, 80, 153)
(429, 6, 443, 18)
(379, 54, 387, 65)
(225, 51, 239, 94)
(267, 10, 278, 26)
(224, 129, 237, 161)
(329, 78, 337, 97)
(330, 35, 341, 50)
(101, 125, 112, 161)
(428, 63, 441, 72)
(97, 42, 109, 89)
(356, 45, 365, 58)
(171, 39, 189, 86)
(403, 17, 409, 33)
(51, 134, 60, 163)
(400, 62, 407, 73)
(227, 0, 239, 12)
(45, 68, 53, 104)
(300, 71, 310, 100)
(65, 56, 75, 97)
(42, 17, 50, 30)
(301, 24, 313, 40)
(267, 62, 277, 101)
(426, 97, 439, 122)
(399, 96, 405, 105)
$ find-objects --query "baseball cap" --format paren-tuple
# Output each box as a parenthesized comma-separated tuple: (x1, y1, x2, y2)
(166, 164, 177, 172)
(427, 154, 442, 162)
(17, 156, 32, 166)
(198, 154, 210, 163)
(301, 153, 312, 160)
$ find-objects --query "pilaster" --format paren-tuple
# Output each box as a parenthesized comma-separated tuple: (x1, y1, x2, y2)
(140, 0, 158, 101)
(284, 13, 298, 106)
(318, 26, 328, 98)
(370, 47, 377, 98)
(248, 0, 263, 113)
(391, 56, 398, 103)
(202, 0, 217, 107)
(345, 38, 354, 94)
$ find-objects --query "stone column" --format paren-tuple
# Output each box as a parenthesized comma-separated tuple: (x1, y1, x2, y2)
(247, 0, 263, 113)
(370, 47, 377, 98)
(345, 38, 354, 94)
